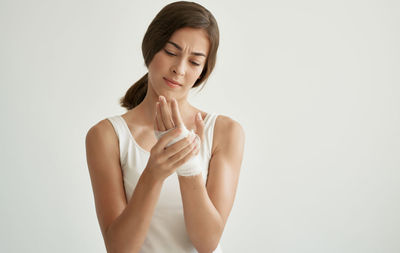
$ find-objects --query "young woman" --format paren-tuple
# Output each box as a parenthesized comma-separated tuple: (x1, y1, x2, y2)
(85, 2, 245, 252)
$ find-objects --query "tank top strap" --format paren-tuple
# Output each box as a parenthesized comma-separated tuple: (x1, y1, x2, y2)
(202, 113, 219, 159)
(106, 115, 130, 165)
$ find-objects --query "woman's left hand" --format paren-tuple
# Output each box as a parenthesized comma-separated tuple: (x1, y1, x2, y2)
(154, 95, 204, 155)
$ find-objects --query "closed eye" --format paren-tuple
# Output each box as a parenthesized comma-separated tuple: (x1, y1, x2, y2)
(164, 49, 201, 66)
(164, 49, 176, 56)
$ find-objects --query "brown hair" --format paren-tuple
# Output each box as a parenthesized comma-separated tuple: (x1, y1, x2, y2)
(120, 1, 220, 110)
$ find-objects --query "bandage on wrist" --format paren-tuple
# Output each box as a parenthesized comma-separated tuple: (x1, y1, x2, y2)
(154, 127, 202, 176)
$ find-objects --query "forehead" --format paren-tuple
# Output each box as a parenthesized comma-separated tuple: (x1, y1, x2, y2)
(168, 27, 210, 55)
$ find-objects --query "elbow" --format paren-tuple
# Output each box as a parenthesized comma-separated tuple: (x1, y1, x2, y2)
(103, 228, 119, 253)
(201, 219, 224, 252)
(104, 242, 140, 253)
(197, 246, 218, 253)
(195, 240, 220, 253)
(194, 227, 223, 253)
(103, 226, 141, 253)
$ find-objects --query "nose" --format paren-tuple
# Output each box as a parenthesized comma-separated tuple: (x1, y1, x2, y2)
(171, 59, 185, 76)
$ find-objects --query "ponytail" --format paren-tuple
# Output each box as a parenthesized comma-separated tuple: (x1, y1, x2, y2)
(119, 73, 148, 110)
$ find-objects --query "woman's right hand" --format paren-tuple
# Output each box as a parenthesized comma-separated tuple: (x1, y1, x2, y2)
(144, 127, 199, 181)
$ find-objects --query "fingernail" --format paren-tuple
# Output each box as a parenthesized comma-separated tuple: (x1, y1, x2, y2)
(197, 112, 202, 120)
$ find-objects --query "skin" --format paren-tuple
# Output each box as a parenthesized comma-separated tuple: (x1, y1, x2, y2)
(85, 27, 245, 253)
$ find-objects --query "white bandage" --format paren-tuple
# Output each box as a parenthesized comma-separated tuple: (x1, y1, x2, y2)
(154, 126, 202, 177)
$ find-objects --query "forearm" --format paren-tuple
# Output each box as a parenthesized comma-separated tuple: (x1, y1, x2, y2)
(105, 170, 163, 253)
(178, 175, 223, 253)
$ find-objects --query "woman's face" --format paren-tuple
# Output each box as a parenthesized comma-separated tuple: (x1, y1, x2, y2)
(147, 27, 210, 101)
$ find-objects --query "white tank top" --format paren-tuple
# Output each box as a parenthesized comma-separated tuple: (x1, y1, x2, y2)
(107, 113, 223, 253)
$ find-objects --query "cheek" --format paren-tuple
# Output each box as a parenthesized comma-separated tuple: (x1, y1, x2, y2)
(191, 68, 203, 80)
(150, 53, 168, 72)
(148, 54, 165, 87)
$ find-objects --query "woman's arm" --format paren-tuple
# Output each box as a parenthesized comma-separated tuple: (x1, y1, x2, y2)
(178, 116, 245, 253)
(86, 120, 164, 253)
(86, 120, 195, 253)
(106, 172, 164, 253)
(86, 120, 193, 253)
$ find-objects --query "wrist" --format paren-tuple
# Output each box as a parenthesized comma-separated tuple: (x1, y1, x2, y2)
(141, 168, 165, 186)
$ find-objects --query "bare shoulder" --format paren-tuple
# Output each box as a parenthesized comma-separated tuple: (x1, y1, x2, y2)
(86, 119, 119, 153)
(85, 118, 121, 181)
(86, 119, 116, 142)
(212, 115, 245, 153)
(85, 118, 126, 237)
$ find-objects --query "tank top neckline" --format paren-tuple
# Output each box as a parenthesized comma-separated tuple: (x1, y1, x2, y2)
(118, 113, 211, 155)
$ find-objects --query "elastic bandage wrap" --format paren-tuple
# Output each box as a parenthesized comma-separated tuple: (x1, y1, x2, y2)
(154, 126, 202, 177)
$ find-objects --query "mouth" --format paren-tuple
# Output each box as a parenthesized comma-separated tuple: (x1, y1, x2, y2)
(163, 77, 182, 88)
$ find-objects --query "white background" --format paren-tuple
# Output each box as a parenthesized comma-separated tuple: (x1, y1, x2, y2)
(1, 0, 399, 252)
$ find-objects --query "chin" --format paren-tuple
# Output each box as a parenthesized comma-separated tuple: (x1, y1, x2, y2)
(154, 87, 174, 101)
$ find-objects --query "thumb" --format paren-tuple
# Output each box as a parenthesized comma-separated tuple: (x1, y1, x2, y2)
(194, 112, 205, 142)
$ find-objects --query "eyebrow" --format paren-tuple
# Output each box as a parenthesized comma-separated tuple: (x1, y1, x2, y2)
(167, 41, 206, 57)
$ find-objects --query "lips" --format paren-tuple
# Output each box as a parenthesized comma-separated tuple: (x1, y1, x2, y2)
(164, 77, 182, 87)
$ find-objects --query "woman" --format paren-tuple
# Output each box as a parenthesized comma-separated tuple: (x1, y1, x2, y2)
(85, 1, 245, 252)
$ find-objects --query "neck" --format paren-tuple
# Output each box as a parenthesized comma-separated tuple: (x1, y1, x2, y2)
(135, 88, 194, 126)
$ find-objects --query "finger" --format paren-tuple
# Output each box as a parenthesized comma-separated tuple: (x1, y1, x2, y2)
(194, 112, 205, 142)
(172, 142, 196, 168)
(168, 136, 197, 165)
(156, 102, 166, 131)
(193, 136, 201, 155)
(153, 127, 182, 152)
(171, 98, 185, 128)
(160, 96, 175, 129)
(162, 132, 196, 159)
(154, 103, 160, 132)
